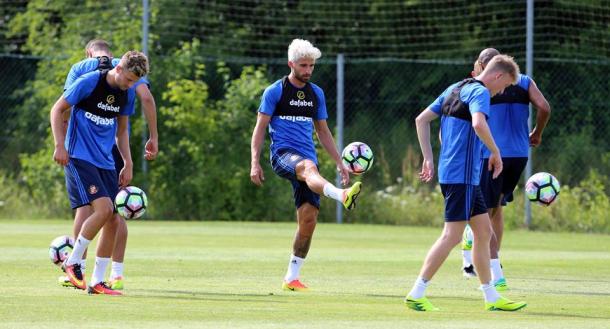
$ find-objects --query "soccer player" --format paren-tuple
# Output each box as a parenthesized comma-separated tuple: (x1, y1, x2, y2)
(50, 50, 149, 295)
(406, 55, 527, 311)
(58, 40, 158, 290)
(250, 39, 362, 292)
(461, 48, 551, 291)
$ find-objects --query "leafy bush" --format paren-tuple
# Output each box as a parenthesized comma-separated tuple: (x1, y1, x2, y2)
(504, 170, 610, 233)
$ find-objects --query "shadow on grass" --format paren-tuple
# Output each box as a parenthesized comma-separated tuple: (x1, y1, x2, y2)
(524, 312, 610, 321)
(126, 289, 288, 303)
(510, 288, 610, 297)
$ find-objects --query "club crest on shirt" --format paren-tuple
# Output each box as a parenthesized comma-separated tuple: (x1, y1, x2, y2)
(88, 185, 98, 195)
(106, 95, 115, 104)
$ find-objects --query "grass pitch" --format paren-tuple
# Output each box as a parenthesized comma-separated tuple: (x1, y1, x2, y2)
(0, 219, 608, 328)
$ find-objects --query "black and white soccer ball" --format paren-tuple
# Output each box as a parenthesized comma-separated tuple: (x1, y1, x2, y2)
(525, 172, 560, 206)
(115, 186, 148, 219)
(341, 142, 374, 175)
(49, 235, 74, 266)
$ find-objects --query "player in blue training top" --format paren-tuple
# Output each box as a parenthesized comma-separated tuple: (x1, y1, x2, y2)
(406, 55, 527, 312)
(58, 39, 158, 291)
(460, 48, 551, 289)
(50, 50, 149, 295)
(250, 39, 362, 292)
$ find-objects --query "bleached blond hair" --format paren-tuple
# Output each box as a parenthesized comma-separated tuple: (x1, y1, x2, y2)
(287, 39, 321, 62)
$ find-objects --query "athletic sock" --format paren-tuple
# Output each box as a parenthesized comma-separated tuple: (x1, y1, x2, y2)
(284, 255, 304, 282)
(110, 262, 124, 280)
(91, 257, 111, 286)
(481, 282, 501, 302)
(323, 183, 343, 202)
(490, 258, 504, 283)
(462, 250, 473, 267)
(66, 235, 91, 266)
(408, 276, 429, 299)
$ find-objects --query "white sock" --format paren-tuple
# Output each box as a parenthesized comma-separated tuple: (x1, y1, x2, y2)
(481, 282, 501, 302)
(91, 257, 110, 286)
(79, 259, 87, 272)
(462, 250, 473, 267)
(490, 258, 504, 283)
(66, 235, 91, 266)
(323, 183, 343, 202)
(110, 262, 124, 279)
(408, 276, 429, 299)
(284, 255, 304, 282)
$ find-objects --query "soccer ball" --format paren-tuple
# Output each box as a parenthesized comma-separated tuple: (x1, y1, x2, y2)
(525, 172, 560, 206)
(49, 235, 74, 266)
(115, 186, 148, 219)
(342, 142, 374, 175)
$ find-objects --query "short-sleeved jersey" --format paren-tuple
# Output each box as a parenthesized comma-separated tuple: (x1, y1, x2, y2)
(430, 79, 491, 185)
(258, 77, 328, 163)
(64, 57, 149, 92)
(64, 70, 135, 169)
(482, 74, 531, 158)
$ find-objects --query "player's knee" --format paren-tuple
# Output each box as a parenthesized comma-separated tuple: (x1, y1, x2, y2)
(297, 160, 318, 177)
(95, 202, 114, 220)
(440, 230, 462, 246)
(474, 227, 492, 244)
(447, 233, 463, 246)
(302, 215, 317, 228)
(298, 205, 318, 227)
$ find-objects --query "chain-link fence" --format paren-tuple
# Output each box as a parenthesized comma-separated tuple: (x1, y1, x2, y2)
(0, 55, 41, 169)
(0, 55, 608, 221)
(0, 0, 608, 229)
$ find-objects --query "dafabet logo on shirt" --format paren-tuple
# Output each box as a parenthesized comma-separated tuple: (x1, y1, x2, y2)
(296, 91, 305, 100)
(106, 95, 115, 104)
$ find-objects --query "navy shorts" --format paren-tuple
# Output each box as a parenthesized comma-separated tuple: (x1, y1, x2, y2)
(440, 184, 488, 221)
(480, 157, 528, 208)
(65, 158, 118, 209)
(271, 149, 320, 209)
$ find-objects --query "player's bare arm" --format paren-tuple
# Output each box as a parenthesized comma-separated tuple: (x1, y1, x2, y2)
(136, 83, 159, 160)
(50, 97, 72, 166)
(116, 115, 133, 188)
(472, 112, 503, 178)
(250, 112, 271, 186)
(415, 108, 438, 182)
(314, 119, 349, 186)
(528, 79, 551, 146)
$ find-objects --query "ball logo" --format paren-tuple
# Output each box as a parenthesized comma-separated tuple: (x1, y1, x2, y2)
(106, 95, 115, 104)
(296, 91, 305, 100)
(88, 185, 98, 195)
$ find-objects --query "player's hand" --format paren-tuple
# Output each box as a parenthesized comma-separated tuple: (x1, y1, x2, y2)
(53, 146, 69, 166)
(529, 131, 542, 147)
(119, 164, 133, 188)
(144, 137, 158, 160)
(250, 162, 265, 186)
(337, 163, 350, 186)
(419, 159, 434, 182)
(488, 152, 503, 179)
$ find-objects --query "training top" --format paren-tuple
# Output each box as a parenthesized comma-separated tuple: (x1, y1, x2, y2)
(258, 77, 328, 163)
(429, 78, 490, 185)
(482, 74, 532, 158)
(64, 70, 135, 169)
